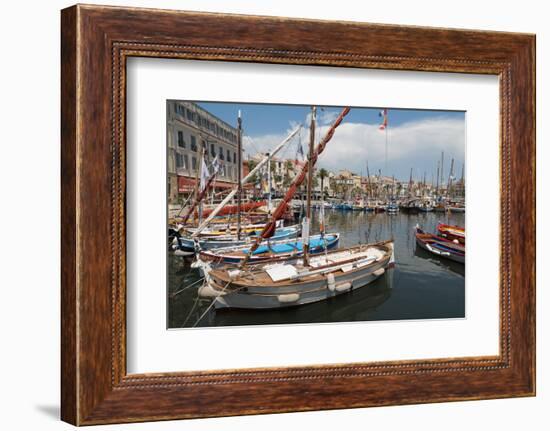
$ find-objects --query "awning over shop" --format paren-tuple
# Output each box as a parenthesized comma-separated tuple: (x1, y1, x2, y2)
(177, 176, 239, 193)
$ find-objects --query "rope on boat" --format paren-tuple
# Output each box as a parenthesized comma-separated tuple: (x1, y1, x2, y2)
(182, 295, 202, 327)
(238, 107, 351, 270)
(169, 276, 205, 298)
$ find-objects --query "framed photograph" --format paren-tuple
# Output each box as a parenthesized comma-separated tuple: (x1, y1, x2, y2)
(61, 4, 535, 425)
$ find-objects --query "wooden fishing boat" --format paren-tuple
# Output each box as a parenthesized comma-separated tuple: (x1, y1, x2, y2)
(399, 199, 421, 214)
(414, 226, 465, 264)
(182, 219, 284, 238)
(173, 225, 299, 254)
(447, 205, 465, 213)
(334, 202, 353, 210)
(198, 233, 340, 266)
(201, 240, 394, 309)
(386, 202, 399, 214)
(374, 203, 386, 213)
(418, 200, 434, 212)
(197, 106, 395, 311)
(437, 223, 465, 244)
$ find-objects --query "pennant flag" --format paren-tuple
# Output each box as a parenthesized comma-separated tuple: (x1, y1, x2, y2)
(378, 108, 388, 130)
(199, 157, 210, 192)
(297, 140, 304, 160)
(210, 155, 220, 175)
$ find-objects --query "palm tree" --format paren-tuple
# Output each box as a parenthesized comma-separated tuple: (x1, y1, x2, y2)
(318, 168, 329, 200)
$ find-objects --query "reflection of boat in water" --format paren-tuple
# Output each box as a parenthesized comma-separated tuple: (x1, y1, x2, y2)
(414, 225, 465, 264)
(414, 246, 465, 277)
(198, 233, 340, 266)
(199, 107, 395, 311)
(209, 277, 393, 327)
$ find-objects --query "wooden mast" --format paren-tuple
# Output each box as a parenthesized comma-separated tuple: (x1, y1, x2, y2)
(267, 151, 272, 215)
(435, 160, 440, 199)
(236, 106, 350, 269)
(236, 110, 242, 240)
(366, 161, 372, 200)
(447, 157, 455, 198)
(303, 106, 316, 267)
(192, 126, 300, 238)
(408, 168, 413, 199)
(197, 147, 205, 224)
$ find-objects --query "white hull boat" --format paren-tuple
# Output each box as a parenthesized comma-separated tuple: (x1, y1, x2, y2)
(200, 240, 394, 309)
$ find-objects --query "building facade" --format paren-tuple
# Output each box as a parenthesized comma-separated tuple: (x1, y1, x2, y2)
(167, 101, 241, 203)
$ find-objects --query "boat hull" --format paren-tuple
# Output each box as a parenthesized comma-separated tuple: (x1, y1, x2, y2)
(176, 226, 298, 253)
(199, 233, 340, 266)
(206, 242, 394, 309)
(415, 228, 465, 264)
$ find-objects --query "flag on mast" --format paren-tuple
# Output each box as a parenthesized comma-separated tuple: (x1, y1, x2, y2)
(378, 108, 388, 130)
(211, 155, 220, 175)
(199, 157, 210, 193)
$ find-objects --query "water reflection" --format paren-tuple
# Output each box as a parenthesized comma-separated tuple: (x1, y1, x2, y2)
(168, 210, 465, 328)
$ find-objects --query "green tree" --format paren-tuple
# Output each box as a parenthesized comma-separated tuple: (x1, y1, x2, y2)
(318, 168, 328, 200)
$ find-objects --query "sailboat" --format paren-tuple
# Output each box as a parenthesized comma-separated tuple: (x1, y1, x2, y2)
(199, 106, 395, 309)
(197, 233, 340, 266)
(172, 225, 298, 255)
(414, 225, 465, 264)
(437, 223, 465, 244)
(171, 113, 301, 255)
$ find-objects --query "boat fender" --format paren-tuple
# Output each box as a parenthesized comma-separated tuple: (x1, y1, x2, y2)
(335, 282, 352, 292)
(190, 258, 203, 269)
(228, 269, 241, 280)
(327, 273, 336, 291)
(373, 268, 385, 277)
(278, 293, 300, 303)
(198, 283, 224, 298)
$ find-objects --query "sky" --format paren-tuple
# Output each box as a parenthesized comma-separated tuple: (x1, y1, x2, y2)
(197, 101, 465, 183)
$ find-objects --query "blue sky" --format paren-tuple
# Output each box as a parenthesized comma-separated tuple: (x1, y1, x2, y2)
(197, 102, 465, 182)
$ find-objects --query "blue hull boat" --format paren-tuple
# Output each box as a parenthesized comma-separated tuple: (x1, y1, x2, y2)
(173, 225, 299, 254)
(199, 233, 340, 266)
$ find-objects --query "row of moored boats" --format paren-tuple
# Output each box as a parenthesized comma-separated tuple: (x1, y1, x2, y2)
(169, 107, 465, 314)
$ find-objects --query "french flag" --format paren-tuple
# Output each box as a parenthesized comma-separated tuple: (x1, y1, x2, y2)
(378, 109, 388, 130)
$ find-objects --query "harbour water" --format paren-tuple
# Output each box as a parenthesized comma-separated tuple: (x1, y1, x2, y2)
(168, 210, 465, 328)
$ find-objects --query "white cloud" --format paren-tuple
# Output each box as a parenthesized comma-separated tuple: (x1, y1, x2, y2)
(246, 116, 465, 181)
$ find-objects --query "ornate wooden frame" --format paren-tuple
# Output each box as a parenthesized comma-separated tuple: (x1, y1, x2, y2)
(61, 4, 535, 425)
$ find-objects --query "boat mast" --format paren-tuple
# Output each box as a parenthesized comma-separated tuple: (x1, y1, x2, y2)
(435, 160, 440, 199)
(423, 171, 426, 197)
(237, 106, 350, 269)
(447, 157, 455, 198)
(192, 126, 300, 238)
(198, 147, 205, 224)
(408, 168, 413, 199)
(366, 161, 372, 200)
(440, 151, 445, 196)
(236, 110, 242, 240)
(303, 106, 316, 267)
(267, 151, 272, 215)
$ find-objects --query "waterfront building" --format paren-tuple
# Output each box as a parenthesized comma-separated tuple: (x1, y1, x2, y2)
(167, 101, 242, 204)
